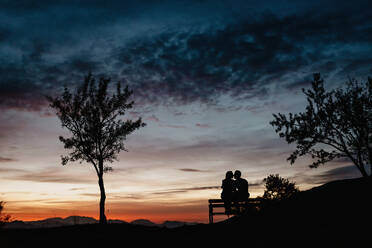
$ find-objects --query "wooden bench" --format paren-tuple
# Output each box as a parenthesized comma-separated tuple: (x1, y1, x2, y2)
(208, 198, 262, 224)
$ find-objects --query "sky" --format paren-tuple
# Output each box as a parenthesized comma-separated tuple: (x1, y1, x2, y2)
(0, 0, 371, 223)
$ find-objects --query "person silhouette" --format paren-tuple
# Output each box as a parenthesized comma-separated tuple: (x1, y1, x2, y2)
(221, 171, 234, 215)
(233, 170, 249, 202)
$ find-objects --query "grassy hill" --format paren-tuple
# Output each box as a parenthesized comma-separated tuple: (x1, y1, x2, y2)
(2, 177, 371, 247)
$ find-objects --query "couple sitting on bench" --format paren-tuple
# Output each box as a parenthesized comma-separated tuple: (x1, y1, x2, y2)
(221, 170, 250, 215)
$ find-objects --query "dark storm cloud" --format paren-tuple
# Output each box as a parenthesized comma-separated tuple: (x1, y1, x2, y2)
(0, 0, 371, 111)
(117, 10, 372, 107)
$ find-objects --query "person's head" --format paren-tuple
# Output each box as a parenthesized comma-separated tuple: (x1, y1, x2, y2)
(234, 170, 241, 179)
(225, 171, 233, 179)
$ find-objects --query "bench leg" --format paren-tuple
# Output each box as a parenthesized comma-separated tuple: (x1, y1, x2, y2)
(209, 205, 213, 224)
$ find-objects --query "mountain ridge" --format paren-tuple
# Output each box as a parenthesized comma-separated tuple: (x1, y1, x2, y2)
(4, 216, 199, 229)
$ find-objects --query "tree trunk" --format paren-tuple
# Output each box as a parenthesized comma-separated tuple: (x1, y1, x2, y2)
(348, 152, 369, 177)
(354, 161, 369, 178)
(98, 175, 107, 224)
(361, 167, 369, 177)
(368, 149, 372, 177)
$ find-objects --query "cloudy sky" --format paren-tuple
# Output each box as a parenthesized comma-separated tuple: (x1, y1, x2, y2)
(0, 0, 371, 223)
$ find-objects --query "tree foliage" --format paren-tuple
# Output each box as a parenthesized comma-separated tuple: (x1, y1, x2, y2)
(263, 174, 299, 201)
(0, 201, 10, 227)
(270, 74, 372, 177)
(48, 73, 145, 224)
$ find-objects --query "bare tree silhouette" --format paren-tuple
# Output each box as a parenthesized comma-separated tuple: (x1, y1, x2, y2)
(271, 73, 371, 177)
(48, 73, 146, 224)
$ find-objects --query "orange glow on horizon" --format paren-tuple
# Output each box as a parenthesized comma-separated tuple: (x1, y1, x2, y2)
(8, 211, 213, 224)
(5, 199, 216, 223)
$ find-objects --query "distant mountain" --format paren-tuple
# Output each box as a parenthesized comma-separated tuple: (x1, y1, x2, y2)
(108, 219, 127, 224)
(130, 219, 158, 227)
(3, 220, 35, 229)
(63, 216, 98, 225)
(4, 216, 197, 229)
(4, 216, 98, 229)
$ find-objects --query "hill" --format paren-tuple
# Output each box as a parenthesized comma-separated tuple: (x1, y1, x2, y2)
(1, 177, 371, 247)
(265, 176, 372, 224)
(221, 176, 372, 246)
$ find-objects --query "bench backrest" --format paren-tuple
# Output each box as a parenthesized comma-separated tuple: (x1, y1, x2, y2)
(209, 198, 261, 204)
(208, 198, 262, 209)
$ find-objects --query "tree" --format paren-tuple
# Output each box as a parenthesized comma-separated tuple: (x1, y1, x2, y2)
(0, 201, 10, 227)
(48, 73, 146, 224)
(262, 174, 299, 201)
(270, 74, 372, 177)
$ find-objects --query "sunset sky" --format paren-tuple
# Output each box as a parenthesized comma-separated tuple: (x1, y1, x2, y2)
(1, 0, 371, 223)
